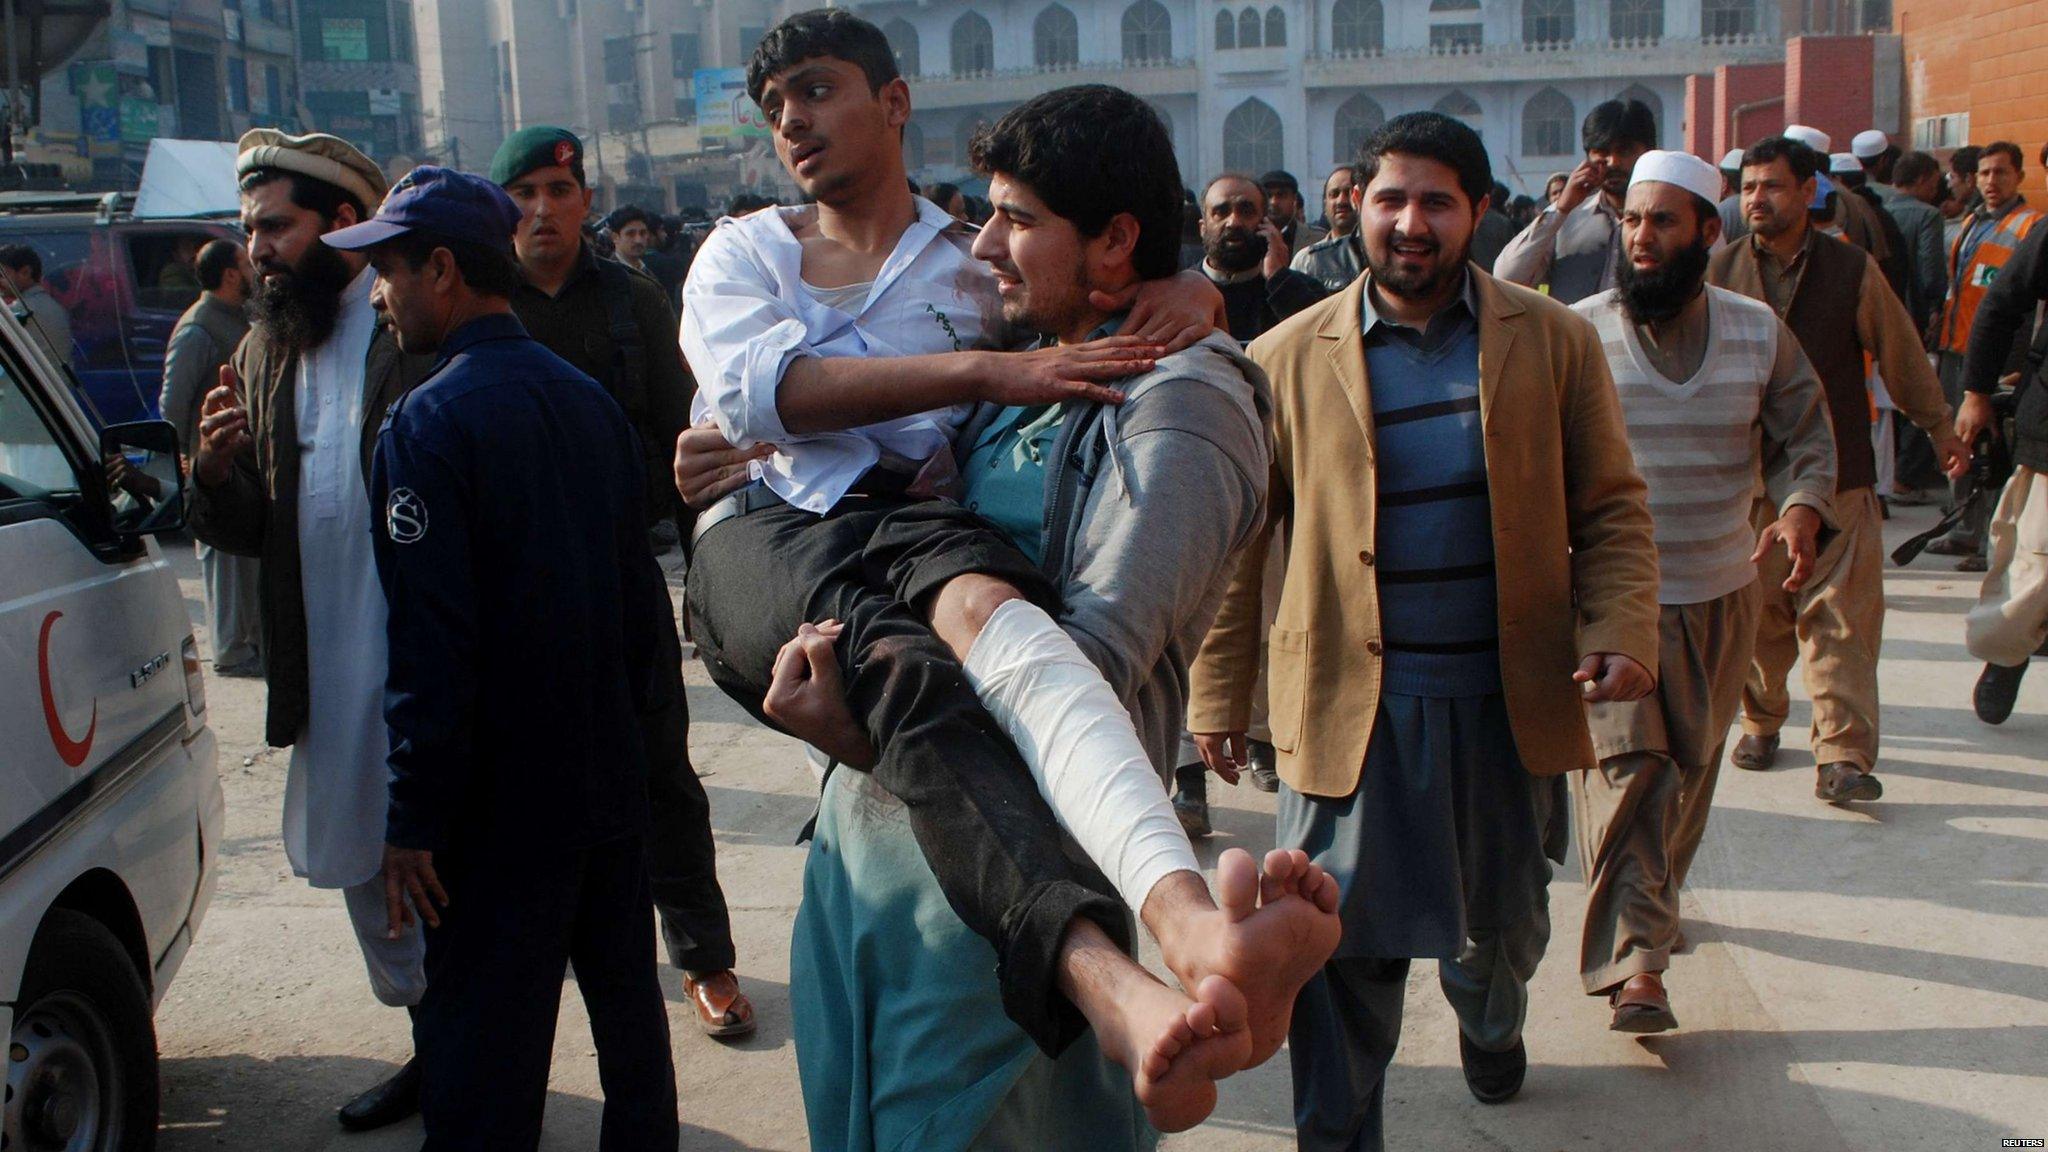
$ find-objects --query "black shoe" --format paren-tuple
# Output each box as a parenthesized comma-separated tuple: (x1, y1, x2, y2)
(1458, 1032, 1525, 1104)
(1924, 533, 1981, 556)
(1247, 739, 1279, 793)
(1172, 763, 1211, 838)
(1974, 662, 2029, 725)
(336, 1057, 421, 1132)
(213, 655, 264, 678)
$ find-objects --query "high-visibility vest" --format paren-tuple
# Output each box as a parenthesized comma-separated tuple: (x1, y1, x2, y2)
(1939, 203, 2044, 355)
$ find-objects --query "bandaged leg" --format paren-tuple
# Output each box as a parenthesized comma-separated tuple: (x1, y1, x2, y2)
(962, 598, 1198, 913)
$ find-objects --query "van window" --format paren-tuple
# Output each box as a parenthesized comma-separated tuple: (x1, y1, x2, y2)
(0, 359, 81, 501)
(3, 227, 111, 369)
(128, 232, 213, 313)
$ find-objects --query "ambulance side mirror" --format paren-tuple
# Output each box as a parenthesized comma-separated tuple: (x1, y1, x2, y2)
(98, 419, 187, 536)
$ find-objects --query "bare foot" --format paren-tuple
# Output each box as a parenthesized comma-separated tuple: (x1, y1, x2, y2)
(1257, 847, 1341, 913)
(1091, 972, 1252, 1132)
(1155, 847, 1342, 1070)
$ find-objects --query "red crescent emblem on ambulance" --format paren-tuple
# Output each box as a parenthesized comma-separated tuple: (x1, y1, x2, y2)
(38, 611, 97, 768)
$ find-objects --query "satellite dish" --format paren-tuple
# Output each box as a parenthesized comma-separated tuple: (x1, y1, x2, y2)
(0, 1, 112, 87)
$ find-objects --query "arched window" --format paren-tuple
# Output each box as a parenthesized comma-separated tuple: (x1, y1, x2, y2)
(1617, 83, 1662, 141)
(1430, 1, 1484, 52)
(1522, 87, 1575, 155)
(903, 122, 925, 171)
(1610, 0, 1664, 41)
(1239, 9, 1262, 47)
(884, 19, 921, 78)
(1331, 0, 1384, 52)
(1333, 93, 1385, 164)
(1435, 91, 1482, 119)
(1223, 98, 1283, 174)
(1266, 7, 1287, 45)
(1215, 9, 1237, 47)
(1701, 0, 1756, 39)
(950, 12, 995, 75)
(1034, 4, 1080, 67)
(1523, 0, 1574, 45)
(1122, 0, 1173, 61)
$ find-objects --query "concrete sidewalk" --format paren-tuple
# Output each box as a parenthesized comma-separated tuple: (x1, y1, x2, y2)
(151, 503, 2048, 1151)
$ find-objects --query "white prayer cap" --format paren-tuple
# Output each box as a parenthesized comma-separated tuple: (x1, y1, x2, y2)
(1830, 152, 1863, 175)
(1720, 148, 1746, 172)
(1784, 124, 1832, 154)
(1851, 130, 1890, 159)
(1628, 150, 1724, 206)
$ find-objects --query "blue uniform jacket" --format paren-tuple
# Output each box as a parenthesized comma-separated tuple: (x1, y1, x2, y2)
(372, 312, 666, 853)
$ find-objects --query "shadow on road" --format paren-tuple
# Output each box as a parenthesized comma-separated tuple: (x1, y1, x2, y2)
(1692, 920, 2048, 1004)
(159, 1053, 779, 1151)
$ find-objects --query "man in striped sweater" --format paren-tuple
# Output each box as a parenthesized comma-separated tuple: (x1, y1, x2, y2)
(1570, 151, 1840, 1034)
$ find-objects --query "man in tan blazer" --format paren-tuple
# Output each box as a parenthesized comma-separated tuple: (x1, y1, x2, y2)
(1189, 111, 1660, 1151)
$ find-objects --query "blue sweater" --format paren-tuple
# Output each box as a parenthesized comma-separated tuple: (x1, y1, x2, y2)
(1364, 295, 1503, 698)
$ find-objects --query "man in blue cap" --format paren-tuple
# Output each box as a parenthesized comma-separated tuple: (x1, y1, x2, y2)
(326, 166, 679, 1150)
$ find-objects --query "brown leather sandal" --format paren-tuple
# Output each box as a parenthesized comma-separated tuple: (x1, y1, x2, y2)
(683, 970, 757, 1039)
(1609, 973, 1678, 1034)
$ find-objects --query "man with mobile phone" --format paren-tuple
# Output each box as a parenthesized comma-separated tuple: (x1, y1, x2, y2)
(1494, 99, 1656, 305)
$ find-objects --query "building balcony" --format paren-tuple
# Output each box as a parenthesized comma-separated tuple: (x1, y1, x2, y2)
(905, 56, 1198, 110)
(1212, 46, 1291, 77)
(1304, 33, 1781, 88)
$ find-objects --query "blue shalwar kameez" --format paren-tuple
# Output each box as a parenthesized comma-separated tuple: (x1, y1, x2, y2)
(1280, 282, 1566, 1152)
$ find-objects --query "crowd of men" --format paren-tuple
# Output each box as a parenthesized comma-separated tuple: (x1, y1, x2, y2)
(148, 6, 2047, 1148)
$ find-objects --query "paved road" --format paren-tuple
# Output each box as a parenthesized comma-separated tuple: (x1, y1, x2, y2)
(151, 504, 2048, 1151)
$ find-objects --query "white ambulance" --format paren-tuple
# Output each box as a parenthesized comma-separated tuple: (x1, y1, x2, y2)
(0, 297, 222, 1149)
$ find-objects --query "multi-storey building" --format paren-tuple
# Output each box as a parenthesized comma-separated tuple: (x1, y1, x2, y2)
(415, 0, 785, 206)
(293, 0, 425, 166)
(869, 0, 1793, 195)
(410, 1, 1908, 210)
(28, 0, 304, 187)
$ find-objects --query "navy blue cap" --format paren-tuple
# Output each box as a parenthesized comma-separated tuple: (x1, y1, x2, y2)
(323, 165, 524, 254)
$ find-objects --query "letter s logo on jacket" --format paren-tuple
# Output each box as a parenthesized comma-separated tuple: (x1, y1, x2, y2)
(387, 487, 429, 544)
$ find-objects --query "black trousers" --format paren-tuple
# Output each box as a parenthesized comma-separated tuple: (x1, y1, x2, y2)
(685, 493, 1128, 1054)
(416, 834, 678, 1152)
(642, 612, 737, 973)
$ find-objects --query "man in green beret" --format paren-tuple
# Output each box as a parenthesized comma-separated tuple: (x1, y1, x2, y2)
(489, 125, 756, 1041)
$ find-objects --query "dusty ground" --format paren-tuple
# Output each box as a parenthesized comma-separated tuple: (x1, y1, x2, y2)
(150, 504, 2048, 1151)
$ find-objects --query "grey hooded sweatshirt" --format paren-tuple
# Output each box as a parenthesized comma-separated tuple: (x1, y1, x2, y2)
(956, 330, 1273, 780)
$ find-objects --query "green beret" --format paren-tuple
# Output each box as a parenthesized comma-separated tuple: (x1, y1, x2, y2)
(490, 126, 585, 186)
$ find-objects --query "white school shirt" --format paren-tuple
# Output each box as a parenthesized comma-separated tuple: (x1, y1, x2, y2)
(282, 265, 391, 890)
(681, 197, 1003, 513)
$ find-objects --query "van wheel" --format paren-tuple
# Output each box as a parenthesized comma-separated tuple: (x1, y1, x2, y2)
(4, 909, 158, 1152)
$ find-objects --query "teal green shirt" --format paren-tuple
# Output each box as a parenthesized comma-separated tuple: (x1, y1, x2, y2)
(960, 403, 1065, 566)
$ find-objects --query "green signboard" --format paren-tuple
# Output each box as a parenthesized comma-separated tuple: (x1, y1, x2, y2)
(120, 98, 161, 143)
(322, 17, 369, 61)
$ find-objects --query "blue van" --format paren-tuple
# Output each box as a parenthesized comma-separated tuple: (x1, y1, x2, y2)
(0, 192, 241, 428)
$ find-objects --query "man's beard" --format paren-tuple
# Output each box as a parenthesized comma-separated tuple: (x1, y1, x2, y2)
(1206, 227, 1261, 274)
(1367, 232, 1469, 302)
(1616, 237, 1711, 325)
(1001, 264, 1092, 341)
(250, 240, 355, 352)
